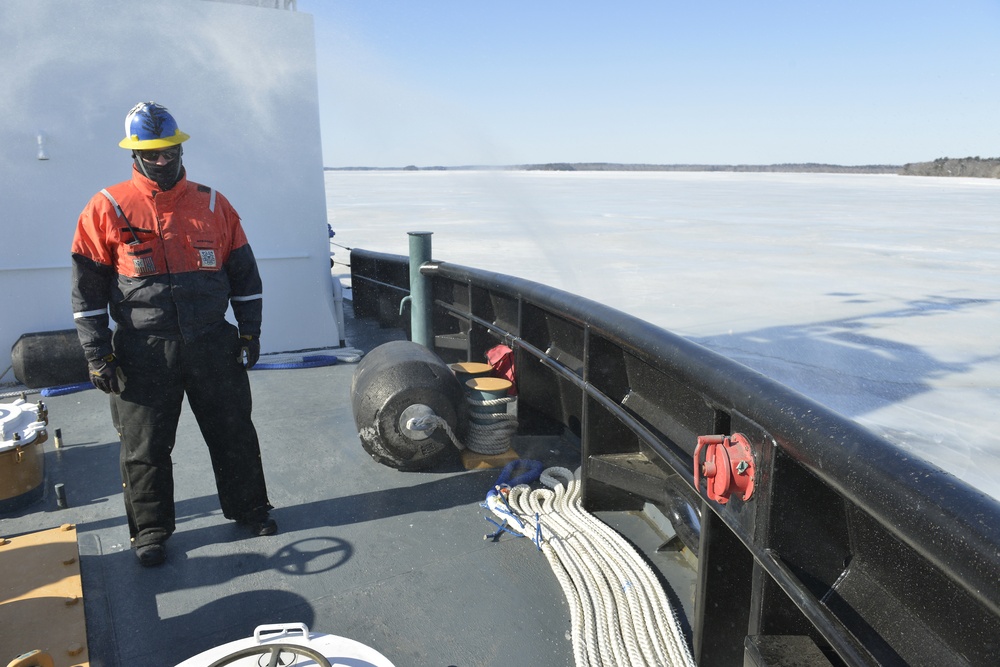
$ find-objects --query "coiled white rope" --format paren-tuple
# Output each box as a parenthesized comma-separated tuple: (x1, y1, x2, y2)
(486, 467, 696, 667)
(464, 395, 518, 455)
(405, 394, 517, 455)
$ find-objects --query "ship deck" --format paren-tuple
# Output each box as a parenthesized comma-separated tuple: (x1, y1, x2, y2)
(0, 302, 697, 666)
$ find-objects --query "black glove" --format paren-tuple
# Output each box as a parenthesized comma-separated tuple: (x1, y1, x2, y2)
(89, 353, 124, 394)
(239, 335, 260, 370)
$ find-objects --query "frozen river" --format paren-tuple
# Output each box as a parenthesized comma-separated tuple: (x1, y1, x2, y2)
(326, 170, 1000, 502)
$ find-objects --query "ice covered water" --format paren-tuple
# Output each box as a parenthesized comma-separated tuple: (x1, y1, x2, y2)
(328, 170, 1000, 501)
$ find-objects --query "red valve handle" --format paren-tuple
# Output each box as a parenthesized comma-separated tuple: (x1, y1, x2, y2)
(694, 433, 756, 504)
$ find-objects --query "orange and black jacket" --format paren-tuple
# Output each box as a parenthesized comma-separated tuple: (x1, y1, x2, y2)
(71, 167, 262, 362)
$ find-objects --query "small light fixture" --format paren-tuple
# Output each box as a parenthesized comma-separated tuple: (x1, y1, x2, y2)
(37, 131, 49, 160)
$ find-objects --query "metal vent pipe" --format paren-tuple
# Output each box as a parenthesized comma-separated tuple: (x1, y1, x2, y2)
(407, 231, 433, 347)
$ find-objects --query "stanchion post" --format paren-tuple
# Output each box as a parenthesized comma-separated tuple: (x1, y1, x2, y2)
(408, 231, 434, 347)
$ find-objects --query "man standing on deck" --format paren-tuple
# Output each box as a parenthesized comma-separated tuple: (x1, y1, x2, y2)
(70, 101, 277, 567)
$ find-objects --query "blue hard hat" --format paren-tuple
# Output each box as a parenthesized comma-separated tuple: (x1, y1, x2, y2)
(119, 101, 190, 149)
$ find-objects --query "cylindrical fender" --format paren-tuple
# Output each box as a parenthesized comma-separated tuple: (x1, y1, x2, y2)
(351, 341, 467, 470)
(11, 330, 89, 389)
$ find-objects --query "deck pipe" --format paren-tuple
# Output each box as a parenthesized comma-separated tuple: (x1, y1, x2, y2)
(406, 231, 433, 347)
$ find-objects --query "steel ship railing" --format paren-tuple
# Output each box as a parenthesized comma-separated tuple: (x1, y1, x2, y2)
(350, 247, 1000, 667)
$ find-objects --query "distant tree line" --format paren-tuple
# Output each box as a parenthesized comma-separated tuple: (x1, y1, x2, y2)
(326, 158, 1000, 178)
(518, 162, 900, 174)
(899, 156, 1000, 178)
(326, 163, 899, 174)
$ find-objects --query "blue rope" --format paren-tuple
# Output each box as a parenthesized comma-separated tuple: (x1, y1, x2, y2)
(494, 498, 525, 530)
(483, 516, 522, 541)
(486, 459, 544, 500)
(40, 382, 92, 397)
(482, 459, 545, 543)
(251, 355, 339, 370)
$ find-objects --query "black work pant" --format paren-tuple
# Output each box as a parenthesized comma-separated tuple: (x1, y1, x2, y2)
(110, 323, 271, 548)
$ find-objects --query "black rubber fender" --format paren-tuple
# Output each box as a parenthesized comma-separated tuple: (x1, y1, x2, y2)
(351, 341, 467, 470)
(11, 329, 89, 389)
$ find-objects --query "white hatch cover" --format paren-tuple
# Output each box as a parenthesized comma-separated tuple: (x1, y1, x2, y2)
(174, 623, 396, 667)
(0, 399, 47, 451)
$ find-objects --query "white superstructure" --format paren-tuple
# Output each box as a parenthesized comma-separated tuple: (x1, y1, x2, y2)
(0, 0, 340, 374)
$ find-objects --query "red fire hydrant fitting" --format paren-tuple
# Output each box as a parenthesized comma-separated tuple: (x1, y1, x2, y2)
(694, 433, 756, 504)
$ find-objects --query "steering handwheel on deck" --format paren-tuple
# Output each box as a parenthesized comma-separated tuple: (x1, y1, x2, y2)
(205, 643, 333, 667)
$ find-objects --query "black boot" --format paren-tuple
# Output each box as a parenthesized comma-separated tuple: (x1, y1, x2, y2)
(136, 542, 167, 567)
(237, 508, 277, 536)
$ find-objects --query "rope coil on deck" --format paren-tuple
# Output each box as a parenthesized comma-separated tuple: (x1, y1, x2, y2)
(464, 394, 517, 455)
(406, 394, 518, 455)
(485, 466, 696, 667)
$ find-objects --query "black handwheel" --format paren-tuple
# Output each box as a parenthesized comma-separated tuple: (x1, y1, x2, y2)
(205, 643, 333, 667)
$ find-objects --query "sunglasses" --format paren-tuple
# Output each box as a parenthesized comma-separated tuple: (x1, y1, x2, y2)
(137, 147, 181, 163)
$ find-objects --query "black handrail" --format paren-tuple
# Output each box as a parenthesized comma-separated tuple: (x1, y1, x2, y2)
(351, 248, 1000, 666)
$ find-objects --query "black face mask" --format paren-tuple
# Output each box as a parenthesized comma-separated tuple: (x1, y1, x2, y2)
(133, 147, 184, 191)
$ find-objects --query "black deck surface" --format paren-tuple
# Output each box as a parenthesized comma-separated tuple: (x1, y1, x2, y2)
(0, 304, 695, 666)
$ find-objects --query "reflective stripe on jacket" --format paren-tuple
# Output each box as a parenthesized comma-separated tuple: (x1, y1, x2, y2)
(71, 167, 262, 361)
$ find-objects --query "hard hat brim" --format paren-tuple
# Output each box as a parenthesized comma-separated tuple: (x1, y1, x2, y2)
(119, 129, 190, 149)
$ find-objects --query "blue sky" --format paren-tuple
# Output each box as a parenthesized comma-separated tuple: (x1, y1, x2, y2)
(299, 1, 999, 168)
